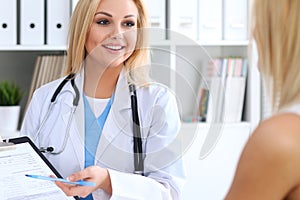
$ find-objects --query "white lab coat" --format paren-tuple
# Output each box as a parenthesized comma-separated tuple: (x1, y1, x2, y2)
(21, 68, 185, 199)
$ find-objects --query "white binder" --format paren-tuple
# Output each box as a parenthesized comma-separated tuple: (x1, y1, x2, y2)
(47, 0, 71, 45)
(144, 0, 166, 41)
(198, 0, 222, 41)
(171, 0, 198, 41)
(223, 58, 247, 122)
(223, 77, 246, 122)
(20, 0, 45, 45)
(0, 0, 17, 45)
(72, 0, 79, 12)
(224, 0, 248, 41)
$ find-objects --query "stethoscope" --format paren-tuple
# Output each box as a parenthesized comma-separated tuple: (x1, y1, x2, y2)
(33, 73, 144, 175)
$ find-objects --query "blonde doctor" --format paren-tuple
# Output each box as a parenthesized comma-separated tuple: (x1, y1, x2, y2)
(20, 0, 185, 199)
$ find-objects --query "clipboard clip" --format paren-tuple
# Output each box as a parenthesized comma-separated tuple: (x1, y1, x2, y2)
(0, 138, 16, 151)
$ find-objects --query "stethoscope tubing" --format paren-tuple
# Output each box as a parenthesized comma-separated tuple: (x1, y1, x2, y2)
(35, 74, 144, 175)
(129, 84, 144, 175)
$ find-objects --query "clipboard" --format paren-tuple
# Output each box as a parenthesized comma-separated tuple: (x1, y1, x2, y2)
(0, 136, 80, 200)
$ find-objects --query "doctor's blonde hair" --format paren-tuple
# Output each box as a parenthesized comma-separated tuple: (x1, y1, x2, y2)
(66, 0, 150, 85)
(252, 0, 300, 111)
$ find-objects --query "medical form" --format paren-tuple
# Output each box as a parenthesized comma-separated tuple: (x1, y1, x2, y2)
(0, 141, 76, 200)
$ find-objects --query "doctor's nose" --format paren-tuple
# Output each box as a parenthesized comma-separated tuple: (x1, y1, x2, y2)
(110, 25, 124, 39)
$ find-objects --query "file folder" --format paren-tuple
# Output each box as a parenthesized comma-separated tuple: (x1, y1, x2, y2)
(47, 0, 71, 45)
(72, 0, 79, 12)
(198, 0, 222, 41)
(0, 0, 17, 45)
(20, 0, 45, 45)
(223, 77, 246, 122)
(224, 0, 248, 41)
(171, 0, 198, 41)
(0, 136, 79, 199)
(144, 0, 166, 41)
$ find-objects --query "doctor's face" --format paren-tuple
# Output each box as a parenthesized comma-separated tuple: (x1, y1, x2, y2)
(85, 0, 138, 68)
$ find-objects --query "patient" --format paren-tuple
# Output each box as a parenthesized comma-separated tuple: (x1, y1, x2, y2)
(225, 0, 300, 199)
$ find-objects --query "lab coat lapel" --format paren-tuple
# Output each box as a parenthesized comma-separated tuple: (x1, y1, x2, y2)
(62, 71, 85, 170)
(96, 69, 132, 160)
(61, 68, 132, 168)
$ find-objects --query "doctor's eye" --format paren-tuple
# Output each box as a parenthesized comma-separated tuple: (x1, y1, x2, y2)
(97, 19, 110, 25)
(123, 21, 136, 28)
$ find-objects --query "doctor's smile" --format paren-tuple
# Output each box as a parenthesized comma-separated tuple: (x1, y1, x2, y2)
(102, 44, 125, 52)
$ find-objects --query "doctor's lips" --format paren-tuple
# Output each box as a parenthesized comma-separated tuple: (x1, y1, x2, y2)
(102, 44, 126, 51)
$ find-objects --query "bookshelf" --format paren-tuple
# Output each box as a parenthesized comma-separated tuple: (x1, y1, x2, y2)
(148, 31, 260, 199)
(0, 0, 260, 199)
(147, 0, 260, 199)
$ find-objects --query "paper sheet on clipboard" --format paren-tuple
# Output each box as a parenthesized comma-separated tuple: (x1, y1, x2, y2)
(0, 140, 76, 200)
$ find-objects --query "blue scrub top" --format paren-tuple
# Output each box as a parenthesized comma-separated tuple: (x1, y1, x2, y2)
(81, 93, 114, 200)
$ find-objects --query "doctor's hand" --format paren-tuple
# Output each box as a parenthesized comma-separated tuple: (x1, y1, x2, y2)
(54, 166, 112, 198)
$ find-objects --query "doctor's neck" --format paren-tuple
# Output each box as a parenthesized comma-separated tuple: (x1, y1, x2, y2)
(84, 64, 122, 99)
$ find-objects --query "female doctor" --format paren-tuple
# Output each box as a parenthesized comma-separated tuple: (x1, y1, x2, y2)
(20, 0, 185, 199)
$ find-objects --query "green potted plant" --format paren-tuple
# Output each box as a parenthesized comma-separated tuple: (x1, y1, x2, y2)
(0, 81, 24, 136)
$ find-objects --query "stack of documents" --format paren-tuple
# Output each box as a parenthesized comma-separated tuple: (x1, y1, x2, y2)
(24, 55, 67, 113)
(197, 57, 248, 122)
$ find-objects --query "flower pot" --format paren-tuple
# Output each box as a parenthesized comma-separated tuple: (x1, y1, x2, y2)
(0, 105, 21, 136)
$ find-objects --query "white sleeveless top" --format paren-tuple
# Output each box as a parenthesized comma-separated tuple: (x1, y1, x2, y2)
(279, 104, 300, 116)
(84, 95, 110, 118)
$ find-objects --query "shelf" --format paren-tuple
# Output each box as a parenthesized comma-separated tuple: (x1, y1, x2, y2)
(196, 40, 249, 46)
(180, 122, 251, 138)
(149, 39, 249, 47)
(0, 40, 249, 51)
(0, 45, 67, 51)
(181, 121, 251, 200)
(181, 121, 250, 129)
(180, 121, 251, 159)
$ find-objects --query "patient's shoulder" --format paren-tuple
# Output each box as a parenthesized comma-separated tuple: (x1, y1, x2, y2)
(253, 113, 300, 151)
(227, 113, 300, 199)
(248, 113, 300, 177)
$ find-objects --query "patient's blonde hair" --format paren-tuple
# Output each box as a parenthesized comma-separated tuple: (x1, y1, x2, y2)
(252, 0, 300, 111)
